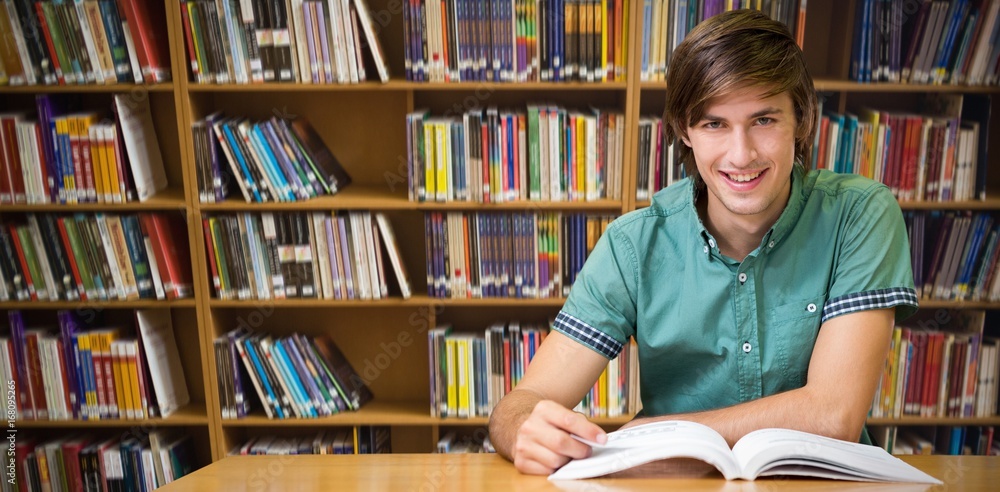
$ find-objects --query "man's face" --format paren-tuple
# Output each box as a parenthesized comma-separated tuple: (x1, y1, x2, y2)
(683, 86, 797, 230)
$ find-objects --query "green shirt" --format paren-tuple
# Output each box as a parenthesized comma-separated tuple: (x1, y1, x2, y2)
(554, 167, 918, 420)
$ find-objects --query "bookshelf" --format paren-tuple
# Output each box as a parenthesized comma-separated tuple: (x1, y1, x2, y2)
(2, 0, 999, 482)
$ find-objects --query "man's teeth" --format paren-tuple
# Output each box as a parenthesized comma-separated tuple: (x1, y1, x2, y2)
(727, 171, 762, 182)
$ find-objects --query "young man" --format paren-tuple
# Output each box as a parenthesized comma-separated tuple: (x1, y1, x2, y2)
(489, 10, 919, 475)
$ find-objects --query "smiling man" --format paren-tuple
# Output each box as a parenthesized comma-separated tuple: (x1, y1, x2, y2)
(488, 9, 919, 475)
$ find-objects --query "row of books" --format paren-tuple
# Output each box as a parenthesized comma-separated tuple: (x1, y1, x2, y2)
(403, 0, 630, 83)
(178, 0, 389, 84)
(635, 116, 682, 201)
(812, 94, 991, 203)
(214, 330, 372, 420)
(424, 212, 614, 299)
(1, 93, 168, 205)
(437, 431, 495, 453)
(0, 0, 170, 86)
(406, 106, 625, 203)
(907, 211, 1000, 303)
(869, 310, 997, 419)
(0, 212, 193, 303)
(851, 0, 1000, 85)
(872, 426, 999, 456)
(1, 432, 195, 492)
(427, 322, 639, 419)
(4, 310, 190, 422)
(232, 427, 390, 455)
(192, 114, 353, 204)
(202, 211, 411, 301)
(646, 0, 807, 81)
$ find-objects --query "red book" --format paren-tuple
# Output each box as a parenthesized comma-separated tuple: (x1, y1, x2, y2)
(1, 115, 25, 203)
(80, 121, 95, 202)
(117, 0, 171, 82)
(33, 2, 63, 85)
(90, 334, 109, 420)
(481, 119, 490, 203)
(24, 332, 48, 420)
(202, 218, 221, 295)
(147, 213, 194, 299)
(178, 1, 199, 80)
(138, 212, 172, 296)
(55, 338, 74, 419)
(61, 436, 90, 492)
(948, 339, 967, 416)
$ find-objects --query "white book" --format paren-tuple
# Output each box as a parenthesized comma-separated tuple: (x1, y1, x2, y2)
(114, 94, 168, 201)
(375, 213, 412, 299)
(550, 421, 942, 483)
(351, 0, 389, 82)
(136, 309, 191, 417)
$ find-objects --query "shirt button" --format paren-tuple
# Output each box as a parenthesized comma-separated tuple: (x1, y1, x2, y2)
(704, 245, 709, 254)
(709, 239, 716, 248)
(807, 303, 817, 313)
(743, 342, 752, 353)
(738, 273, 747, 284)
(768, 241, 775, 248)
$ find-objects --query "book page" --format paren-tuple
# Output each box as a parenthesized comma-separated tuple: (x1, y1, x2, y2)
(732, 428, 942, 483)
(549, 420, 740, 480)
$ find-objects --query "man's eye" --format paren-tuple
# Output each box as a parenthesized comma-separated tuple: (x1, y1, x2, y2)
(756, 117, 773, 125)
(703, 121, 721, 129)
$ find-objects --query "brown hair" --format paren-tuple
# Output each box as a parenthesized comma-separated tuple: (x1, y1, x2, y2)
(664, 9, 817, 183)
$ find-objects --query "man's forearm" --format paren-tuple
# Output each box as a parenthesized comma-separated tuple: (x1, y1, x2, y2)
(626, 385, 864, 446)
(489, 388, 544, 461)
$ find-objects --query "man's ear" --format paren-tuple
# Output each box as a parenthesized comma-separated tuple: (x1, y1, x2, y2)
(681, 135, 691, 147)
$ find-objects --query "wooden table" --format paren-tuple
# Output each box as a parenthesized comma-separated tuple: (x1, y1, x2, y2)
(160, 453, 999, 491)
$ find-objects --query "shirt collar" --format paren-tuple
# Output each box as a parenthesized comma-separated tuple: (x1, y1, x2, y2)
(689, 165, 807, 258)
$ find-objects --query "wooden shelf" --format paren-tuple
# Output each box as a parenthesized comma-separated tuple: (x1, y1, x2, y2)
(198, 185, 412, 211)
(0, 83, 175, 94)
(413, 199, 624, 211)
(186, 80, 628, 92)
(898, 198, 1000, 210)
(866, 416, 1000, 426)
(916, 299, 1000, 309)
(0, 299, 197, 310)
(220, 400, 634, 427)
(14, 403, 209, 428)
(0, 188, 188, 212)
(208, 295, 567, 308)
(640, 80, 1000, 93)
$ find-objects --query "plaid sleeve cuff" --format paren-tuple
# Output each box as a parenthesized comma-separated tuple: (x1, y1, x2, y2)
(822, 287, 919, 322)
(552, 311, 623, 360)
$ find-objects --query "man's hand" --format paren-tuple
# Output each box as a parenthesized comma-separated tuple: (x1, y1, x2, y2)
(512, 400, 607, 475)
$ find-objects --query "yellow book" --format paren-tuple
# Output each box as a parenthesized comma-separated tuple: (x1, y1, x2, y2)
(209, 218, 228, 296)
(102, 125, 122, 203)
(104, 215, 139, 300)
(187, 2, 207, 83)
(88, 125, 105, 202)
(619, 0, 628, 81)
(457, 336, 469, 417)
(446, 338, 457, 416)
(576, 116, 585, 198)
(423, 120, 436, 201)
(125, 341, 144, 419)
(111, 341, 129, 420)
(353, 427, 360, 455)
(598, 365, 609, 417)
(435, 121, 449, 201)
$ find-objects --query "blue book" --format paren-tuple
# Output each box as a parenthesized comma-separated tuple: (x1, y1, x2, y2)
(34, 95, 62, 202)
(642, 0, 652, 78)
(97, 0, 133, 81)
(932, 0, 969, 83)
(554, 0, 564, 81)
(269, 118, 324, 196)
(81, 334, 99, 419)
(221, 124, 262, 202)
(283, 337, 329, 416)
(248, 125, 293, 201)
(120, 215, 155, 298)
(293, 334, 346, 412)
(272, 339, 317, 418)
(244, 338, 285, 418)
(260, 122, 309, 200)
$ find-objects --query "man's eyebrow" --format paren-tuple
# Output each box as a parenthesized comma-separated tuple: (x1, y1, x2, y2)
(699, 107, 785, 121)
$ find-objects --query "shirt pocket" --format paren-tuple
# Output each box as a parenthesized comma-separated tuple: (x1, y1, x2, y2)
(766, 295, 825, 388)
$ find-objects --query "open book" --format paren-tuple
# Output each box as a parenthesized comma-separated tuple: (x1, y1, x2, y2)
(549, 421, 941, 483)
